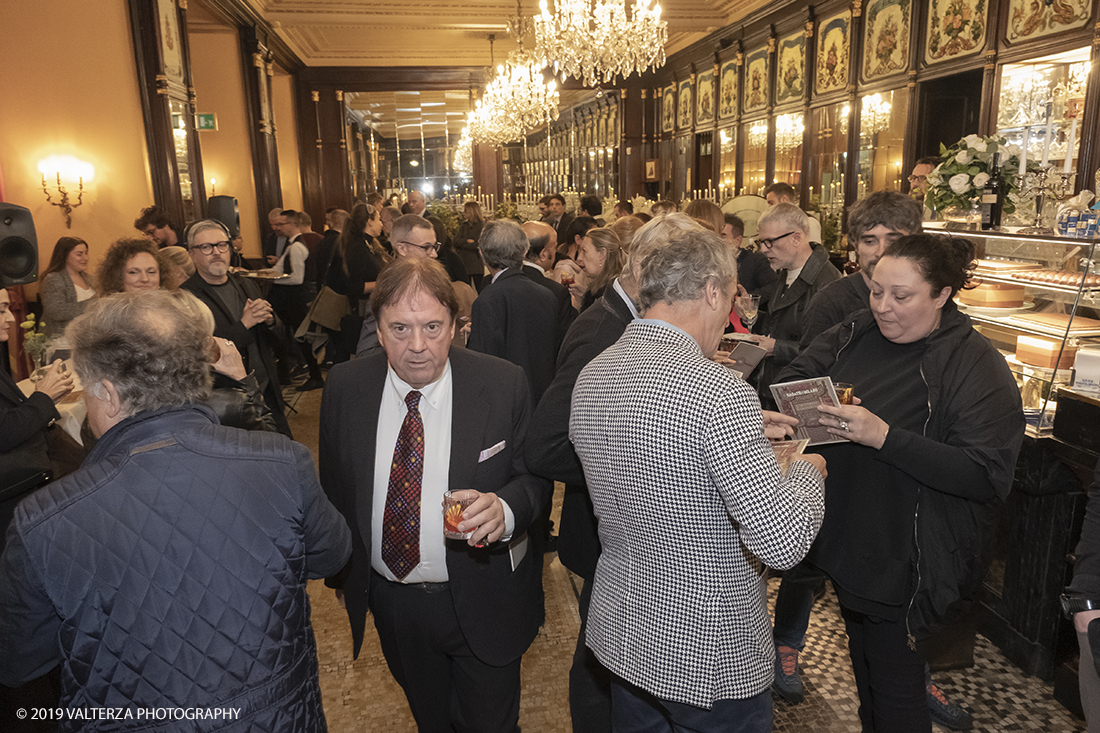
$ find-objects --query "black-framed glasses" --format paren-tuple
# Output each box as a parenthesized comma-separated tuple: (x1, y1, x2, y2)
(190, 241, 232, 255)
(755, 231, 797, 249)
(399, 240, 441, 254)
(907, 174, 927, 183)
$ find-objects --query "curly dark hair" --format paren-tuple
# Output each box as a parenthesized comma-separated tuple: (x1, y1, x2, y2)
(96, 238, 167, 296)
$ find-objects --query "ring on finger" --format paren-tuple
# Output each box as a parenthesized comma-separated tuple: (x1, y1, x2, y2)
(840, 420, 850, 432)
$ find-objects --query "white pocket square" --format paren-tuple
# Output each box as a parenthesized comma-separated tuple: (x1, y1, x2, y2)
(478, 440, 506, 463)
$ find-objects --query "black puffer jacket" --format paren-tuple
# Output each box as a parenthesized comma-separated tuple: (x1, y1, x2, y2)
(779, 300, 1024, 639)
(0, 405, 351, 731)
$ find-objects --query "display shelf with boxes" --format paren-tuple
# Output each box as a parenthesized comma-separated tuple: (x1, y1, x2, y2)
(950, 230, 1099, 437)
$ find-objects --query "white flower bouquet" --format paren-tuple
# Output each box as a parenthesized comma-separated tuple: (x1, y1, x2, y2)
(925, 133, 1032, 215)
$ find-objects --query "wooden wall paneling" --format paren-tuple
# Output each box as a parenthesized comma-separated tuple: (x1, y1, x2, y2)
(844, 0, 863, 209)
(621, 86, 646, 199)
(799, 13, 815, 205)
(766, 32, 777, 186)
(240, 25, 283, 239)
(295, 86, 324, 229)
(129, 0, 205, 227)
(1078, 21, 1100, 196)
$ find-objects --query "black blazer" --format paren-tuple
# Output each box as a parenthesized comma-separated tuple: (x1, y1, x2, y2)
(181, 273, 284, 410)
(522, 264, 577, 342)
(468, 268, 560, 406)
(319, 347, 550, 665)
(526, 286, 634, 580)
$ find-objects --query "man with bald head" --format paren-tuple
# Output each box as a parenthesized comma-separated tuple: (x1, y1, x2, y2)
(407, 190, 428, 217)
(263, 207, 287, 265)
(522, 220, 577, 338)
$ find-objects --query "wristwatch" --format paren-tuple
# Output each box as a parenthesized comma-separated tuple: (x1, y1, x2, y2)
(1060, 593, 1100, 618)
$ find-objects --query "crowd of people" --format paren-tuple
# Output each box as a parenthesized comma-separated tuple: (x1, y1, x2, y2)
(0, 179, 1069, 733)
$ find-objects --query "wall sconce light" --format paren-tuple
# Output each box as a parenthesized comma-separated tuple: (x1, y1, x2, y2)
(38, 156, 94, 229)
(209, 178, 217, 196)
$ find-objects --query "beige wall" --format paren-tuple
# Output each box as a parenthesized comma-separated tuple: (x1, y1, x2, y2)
(272, 71, 304, 214)
(0, 0, 153, 294)
(188, 30, 262, 257)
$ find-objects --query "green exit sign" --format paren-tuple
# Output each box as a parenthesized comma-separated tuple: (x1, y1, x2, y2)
(196, 113, 218, 131)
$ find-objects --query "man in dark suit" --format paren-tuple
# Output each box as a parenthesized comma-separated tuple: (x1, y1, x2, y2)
(468, 220, 560, 406)
(261, 207, 287, 265)
(545, 193, 574, 246)
(521, 220, 577, 338)
(181, 219, 291, 437)
(320, 257, 549, 733)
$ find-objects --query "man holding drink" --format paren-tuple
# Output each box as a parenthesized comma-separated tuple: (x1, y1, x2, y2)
(320, 257, 550, 733)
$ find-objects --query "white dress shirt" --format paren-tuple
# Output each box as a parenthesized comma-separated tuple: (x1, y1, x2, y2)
(273, 237, 308, 286)
(371, 361, 514, 583)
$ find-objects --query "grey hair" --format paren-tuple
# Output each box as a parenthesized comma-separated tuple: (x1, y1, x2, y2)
(391, 214, 434, 245)
(478, 220, 528, 270)
(636, 227, 737, 312)
(624, 213, 708, 285)
(186, 219, 230, 249)
(757, 202, 810, 236)
(69, 290, 213, 417)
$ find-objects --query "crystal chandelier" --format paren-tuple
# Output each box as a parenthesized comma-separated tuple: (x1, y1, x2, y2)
(535, 0, 667, 87)
(453, 126, 473, 173)
(860, 93, 891, 137)
(775, 114, 804, 155)
(465, 16, 561, 148)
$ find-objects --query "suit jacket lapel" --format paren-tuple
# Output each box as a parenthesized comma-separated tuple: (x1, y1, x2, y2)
(353, 358, 388, 544)
(448, 350, 489, 490)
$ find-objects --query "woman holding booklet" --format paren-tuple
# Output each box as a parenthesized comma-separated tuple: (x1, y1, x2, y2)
(775, 233, 1024, 732)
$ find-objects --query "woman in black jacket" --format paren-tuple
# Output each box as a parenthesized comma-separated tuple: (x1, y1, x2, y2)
(327, 204, 385, 359)
(454, 201, 485, 290)
(777, 233, 1024, 732)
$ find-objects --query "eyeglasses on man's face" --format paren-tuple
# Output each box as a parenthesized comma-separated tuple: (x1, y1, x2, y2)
(907, 174, 928, 184)
(755, 231, 797, 249)
(400, 240, 441, 254)
(190, 241, 232, 255)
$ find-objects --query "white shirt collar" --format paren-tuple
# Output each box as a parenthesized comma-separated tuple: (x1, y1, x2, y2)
(612, 278, 639, 320)
(385, 359, 451, 413)
(526, 260, 546, 275)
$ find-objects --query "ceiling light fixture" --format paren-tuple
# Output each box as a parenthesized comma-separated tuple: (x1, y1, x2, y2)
(535, 0, 666, 87)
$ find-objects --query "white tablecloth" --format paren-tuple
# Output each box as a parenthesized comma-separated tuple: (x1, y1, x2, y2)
(18, 362, 86, 445)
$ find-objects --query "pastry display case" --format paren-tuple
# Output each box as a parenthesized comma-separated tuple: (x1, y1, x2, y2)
(950, 230, 1100, 437)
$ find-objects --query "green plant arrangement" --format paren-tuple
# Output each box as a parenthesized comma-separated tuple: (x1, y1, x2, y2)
(19, 313, 52, 381)
(426, 201, 461, 239)
(924, 133, 1032, 215)
(494, 201, 523, 223)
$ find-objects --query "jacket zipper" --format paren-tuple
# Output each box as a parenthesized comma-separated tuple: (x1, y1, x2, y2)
(905, 360, 935, 650)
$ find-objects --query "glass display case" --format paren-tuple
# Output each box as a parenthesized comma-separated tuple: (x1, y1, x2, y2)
(996, 47, 1088, 179)
(946, 229, 1100, 436)
(856, 89, 907, 199)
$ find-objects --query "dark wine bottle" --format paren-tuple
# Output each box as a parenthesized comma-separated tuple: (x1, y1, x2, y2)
(981, 153, 1003, 230)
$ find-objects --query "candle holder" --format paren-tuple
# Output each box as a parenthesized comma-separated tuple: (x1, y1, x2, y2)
(1014, 165, 1074, 234)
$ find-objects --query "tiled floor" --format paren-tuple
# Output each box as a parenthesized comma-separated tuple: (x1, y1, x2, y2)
(286, 382, 1086, 732)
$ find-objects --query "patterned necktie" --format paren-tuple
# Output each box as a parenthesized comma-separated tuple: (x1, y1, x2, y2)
(381, 390, 424, 579)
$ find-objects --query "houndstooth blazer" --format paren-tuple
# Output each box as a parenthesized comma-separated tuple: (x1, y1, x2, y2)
(569, 320, 825, 709)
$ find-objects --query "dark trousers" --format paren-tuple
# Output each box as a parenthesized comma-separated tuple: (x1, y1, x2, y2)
(840, 605, 930, 733)
(610, 675, 772, 733)
(771, 560, 827, 651)
(571, 578, 613, 732)
(369, 572, 521, 733)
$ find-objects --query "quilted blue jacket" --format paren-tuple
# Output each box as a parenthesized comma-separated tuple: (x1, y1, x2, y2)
(0, 405, 351, 731)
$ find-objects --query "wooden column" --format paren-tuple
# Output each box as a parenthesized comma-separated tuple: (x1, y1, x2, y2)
(240, 25, 282, 236)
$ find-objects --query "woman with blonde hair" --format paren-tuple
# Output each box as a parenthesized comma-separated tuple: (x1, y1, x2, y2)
(684, 199, 725, 235)
(157, 245, 195, 289)
(575, 227, 625, 312)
